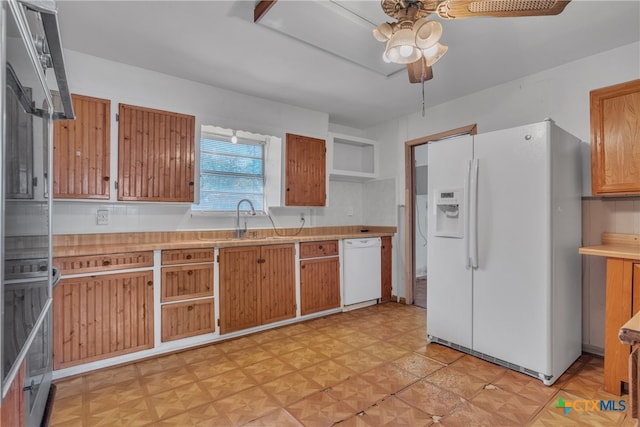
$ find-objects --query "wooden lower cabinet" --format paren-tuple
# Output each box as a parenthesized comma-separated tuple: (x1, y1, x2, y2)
(299, 240, 340, 315)
(219, 244, 295, 334)
(1, 359, 25, 426)
(604, 258, 640, 394)
(161, 299, 215, 342)
(52, 271, 154, 370)
(261, 245, 297, 324)
(381, 236, 392, 302)
(300, 257, 340, 315)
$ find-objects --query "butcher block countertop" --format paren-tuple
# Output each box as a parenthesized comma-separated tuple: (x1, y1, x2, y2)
(579, 233, 640, 260)
(53, 226, 396, 257)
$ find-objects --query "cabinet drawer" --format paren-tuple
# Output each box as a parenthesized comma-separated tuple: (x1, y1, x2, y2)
(299, 240, 338, 259)
(161, 248, 214, 265)
(161, 264, 214, 302)
(161, 299, 215, 342)
(54, 251, 153, 275)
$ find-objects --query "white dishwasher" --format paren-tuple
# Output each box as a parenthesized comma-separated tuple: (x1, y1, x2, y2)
(343, 237, 382, 306)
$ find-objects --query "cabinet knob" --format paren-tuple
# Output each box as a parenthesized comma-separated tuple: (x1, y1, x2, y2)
(147, 281, 153, 286)
(103, 176, 110, 181)
(189, 182, 194, 186)
(286, 188, 290, 191)
(188, 305, 194, 311)
(187, 270, 193, 276)
(319, 245, 323, 250)
(186, 254, 193, 260)
(102, 260, 111, 266)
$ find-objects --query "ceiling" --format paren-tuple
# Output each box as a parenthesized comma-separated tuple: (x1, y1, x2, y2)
(56, 1, 640, 129)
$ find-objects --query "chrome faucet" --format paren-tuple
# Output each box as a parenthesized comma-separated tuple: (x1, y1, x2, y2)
(235, 199, 256, 238)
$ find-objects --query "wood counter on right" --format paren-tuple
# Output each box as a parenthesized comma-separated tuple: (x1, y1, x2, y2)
(580, 233, 640, 395)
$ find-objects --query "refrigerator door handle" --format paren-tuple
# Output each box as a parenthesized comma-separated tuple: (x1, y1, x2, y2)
(464, 159, 472, 269)
(470, 159, 479, 268)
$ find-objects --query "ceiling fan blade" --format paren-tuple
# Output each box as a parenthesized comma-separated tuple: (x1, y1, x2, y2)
(407, 59, 434, 84)
(437, 0, 571, 19)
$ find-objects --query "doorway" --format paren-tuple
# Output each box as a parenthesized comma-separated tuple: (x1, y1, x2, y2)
(404, 124, 477, 307)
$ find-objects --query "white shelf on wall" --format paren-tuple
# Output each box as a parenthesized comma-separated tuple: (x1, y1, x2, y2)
(328, 132, 378, 181)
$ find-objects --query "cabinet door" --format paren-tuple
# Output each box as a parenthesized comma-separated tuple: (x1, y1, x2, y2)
(260, 244, 296, 324)
(52, 271, 154, 370)
(218, 246, 261, 334)
(285, 133, 326, 206)
(161, 299, 215, 342)
(591, 79, 640, 195)
(300, 257, 340, 315)
(0, 360, 25, 426)
(118, 104, 195, 202)
(53, 94, 111, 199)
(381, 236, 392, 302)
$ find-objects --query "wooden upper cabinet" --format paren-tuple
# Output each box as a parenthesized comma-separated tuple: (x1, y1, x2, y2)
(118, 104, 195, 202)
(53, 94, 111, 199)
(285, 133, 326, 206)
(590, 79, 640, 195)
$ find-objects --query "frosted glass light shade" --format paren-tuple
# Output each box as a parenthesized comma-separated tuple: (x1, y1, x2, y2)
(422, 43, 448, 67)
(373, 23, 393, 41)
(415, 19, 443, 50)
(385, 28, 421, 64)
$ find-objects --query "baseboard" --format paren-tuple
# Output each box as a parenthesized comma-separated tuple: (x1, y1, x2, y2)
(582, 344, 604, 357)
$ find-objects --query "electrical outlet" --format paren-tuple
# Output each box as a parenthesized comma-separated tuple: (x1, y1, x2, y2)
(97, 209, 109, 225)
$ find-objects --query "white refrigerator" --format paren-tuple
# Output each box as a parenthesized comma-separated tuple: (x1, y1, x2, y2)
(426, 119, 582, 385)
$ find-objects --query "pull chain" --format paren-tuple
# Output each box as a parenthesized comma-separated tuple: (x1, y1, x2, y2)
(421, 59, 426, 117)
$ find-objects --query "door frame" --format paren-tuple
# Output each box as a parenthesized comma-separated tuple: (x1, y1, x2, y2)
(404, 124, 477, 304)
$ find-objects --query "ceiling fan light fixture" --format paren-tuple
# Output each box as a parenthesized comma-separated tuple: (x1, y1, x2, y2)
(414, 19, 443, 50)
(422, 42, 448, 67)
(385, 28, 422, 64)
(373, 22, 393, 41)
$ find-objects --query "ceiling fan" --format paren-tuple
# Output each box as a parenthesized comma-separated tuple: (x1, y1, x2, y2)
(373, 0, 572, 84)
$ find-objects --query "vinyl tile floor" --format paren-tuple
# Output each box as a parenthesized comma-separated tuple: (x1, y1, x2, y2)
(50, 303, 635, 426)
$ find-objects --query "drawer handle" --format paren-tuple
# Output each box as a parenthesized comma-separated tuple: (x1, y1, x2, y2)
(102, 260, 111, 266)
(186, 254, 193, 260)
(187, 270, 193, 276)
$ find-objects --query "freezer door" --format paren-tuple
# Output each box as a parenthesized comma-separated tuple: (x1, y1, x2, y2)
(471, 122, 551, 374)
(427, 134, 473, 349)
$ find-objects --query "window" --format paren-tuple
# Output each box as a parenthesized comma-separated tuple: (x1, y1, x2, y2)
(194, 130, 265, 212)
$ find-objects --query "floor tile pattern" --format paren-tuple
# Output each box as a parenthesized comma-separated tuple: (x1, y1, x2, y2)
(50, 303, 634, 426)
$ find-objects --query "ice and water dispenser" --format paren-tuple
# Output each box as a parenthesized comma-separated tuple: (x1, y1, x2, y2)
(434, 189, 464, 238)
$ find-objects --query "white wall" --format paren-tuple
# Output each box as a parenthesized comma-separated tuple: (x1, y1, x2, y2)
(366, 42, 640, 350)
(53, 49, 371, 234)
